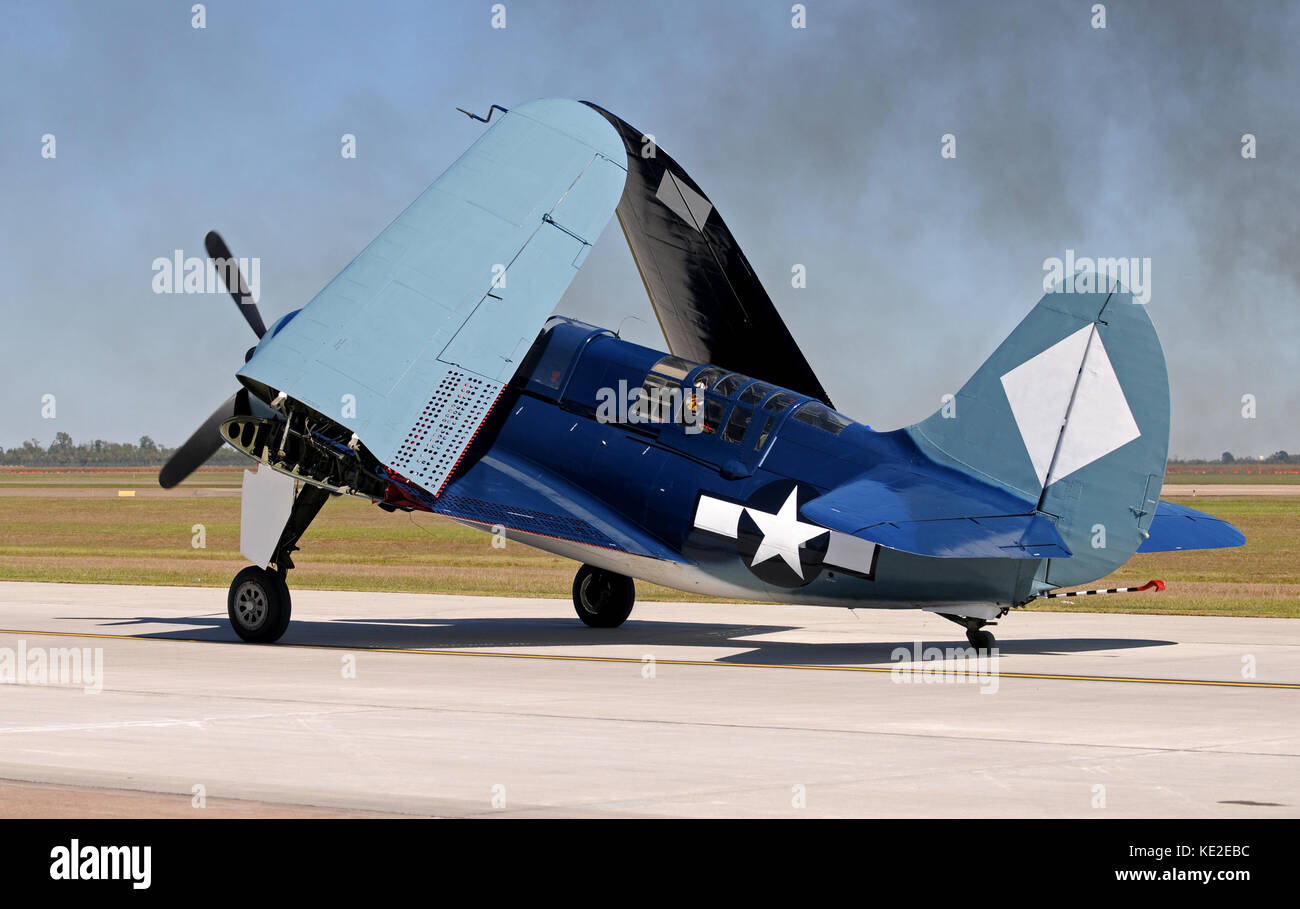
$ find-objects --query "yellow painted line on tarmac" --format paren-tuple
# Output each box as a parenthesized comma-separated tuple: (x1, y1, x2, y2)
(117, 490, 135, 497)
(1, 626, 1297, 690)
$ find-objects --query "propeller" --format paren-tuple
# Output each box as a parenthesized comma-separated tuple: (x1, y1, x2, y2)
(158, 391, 250, 489)
(159, 230, 269, 488)
(204, 230, 267, 338)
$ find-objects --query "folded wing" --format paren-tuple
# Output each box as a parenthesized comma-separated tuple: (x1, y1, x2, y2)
(238, 99, 627, 496)
(583, 102, 833, 406)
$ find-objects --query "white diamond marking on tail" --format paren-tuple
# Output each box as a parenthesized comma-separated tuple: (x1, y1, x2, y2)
(1000, 325, 1090, 486)
(1000, 324, 1141, 488)
(1047, 328, 1141, 484)
(655, 171, 713, 231)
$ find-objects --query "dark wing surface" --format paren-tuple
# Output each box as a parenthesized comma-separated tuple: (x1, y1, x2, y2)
(583, 102, 833, 406)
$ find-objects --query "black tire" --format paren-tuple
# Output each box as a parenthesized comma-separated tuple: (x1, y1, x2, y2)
(572, 565, 635, 628)
(228, 566, 292, 643)
(966, 628, 996, 653)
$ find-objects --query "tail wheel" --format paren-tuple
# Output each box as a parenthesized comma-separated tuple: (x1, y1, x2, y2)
(966, 628, 996, 653)
(228, 566, 292, 643)
(572, 565, 635, 628)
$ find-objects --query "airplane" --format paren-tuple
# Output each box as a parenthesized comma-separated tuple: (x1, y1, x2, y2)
(159, 98, 1245, 650)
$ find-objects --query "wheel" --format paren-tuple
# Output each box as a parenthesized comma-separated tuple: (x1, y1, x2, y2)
(572, 565, 635, 628)
(228, 566, 292, 643)
(966, 628, 996, 653)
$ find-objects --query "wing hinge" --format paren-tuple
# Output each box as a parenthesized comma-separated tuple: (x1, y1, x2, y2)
(541, 212, 591, 247)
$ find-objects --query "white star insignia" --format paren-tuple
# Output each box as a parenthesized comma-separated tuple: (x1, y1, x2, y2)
(745, 489, 828, 579)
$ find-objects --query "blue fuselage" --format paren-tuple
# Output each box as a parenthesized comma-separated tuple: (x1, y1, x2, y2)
(427, 318, 1031, 610)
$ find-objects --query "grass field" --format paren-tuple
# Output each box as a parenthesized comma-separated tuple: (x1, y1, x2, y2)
(0, 467, 241, 488)
(0, 468, 1295, 617)
(1031, 495, 1297, 618)
(0, 468, 715, 603)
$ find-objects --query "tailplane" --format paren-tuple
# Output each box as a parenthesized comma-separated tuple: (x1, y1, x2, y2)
(908, 274, 1174, 588)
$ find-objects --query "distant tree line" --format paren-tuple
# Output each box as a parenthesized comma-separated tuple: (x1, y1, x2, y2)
(1169, 451, 1293, 465)
(3, 434, 1294, 468)
(1, 433, 250, 467)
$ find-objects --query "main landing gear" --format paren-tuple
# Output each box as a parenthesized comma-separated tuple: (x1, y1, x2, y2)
(572, 564, 636, 628)
(227, 484, 331, 643)
(228, 566, 291, 643)
(937, 612, 1000, 654)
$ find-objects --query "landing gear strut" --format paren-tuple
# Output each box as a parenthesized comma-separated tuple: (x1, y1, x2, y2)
(572, 564, 636, 628)
(937, 612, 999, 654)
(228, 484, 331, 643)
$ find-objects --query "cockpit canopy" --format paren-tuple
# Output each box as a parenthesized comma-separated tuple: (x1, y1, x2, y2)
(516, 318, 856, 463)
(642, 354, 850, 444)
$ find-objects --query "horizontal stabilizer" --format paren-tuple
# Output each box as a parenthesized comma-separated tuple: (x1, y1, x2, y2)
(801, 465, 1072, 559)
(1137, 501, 1246, 553)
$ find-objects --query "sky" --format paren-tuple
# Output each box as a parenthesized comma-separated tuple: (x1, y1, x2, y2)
(2, 0, 1297, 459)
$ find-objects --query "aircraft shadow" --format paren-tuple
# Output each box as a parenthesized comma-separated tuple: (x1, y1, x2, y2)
(716, 637, 1176, 666)
(63, 614, 800, 650)
(61, 614, 1176, 665)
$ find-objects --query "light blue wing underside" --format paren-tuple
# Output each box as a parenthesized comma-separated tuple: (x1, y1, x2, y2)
(238, 99, 627, 494)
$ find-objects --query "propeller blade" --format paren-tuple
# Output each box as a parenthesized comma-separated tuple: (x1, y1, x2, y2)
(158, 390, 248, 488)
(204, 230, 267, 338)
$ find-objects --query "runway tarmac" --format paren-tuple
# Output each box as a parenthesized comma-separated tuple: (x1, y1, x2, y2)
(0, 581, 1295, 818)
(1161, 484, 1300, 496)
